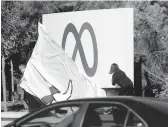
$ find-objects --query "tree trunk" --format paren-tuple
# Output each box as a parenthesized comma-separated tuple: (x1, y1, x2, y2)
(2, 56, 7, 111)
(10, 60, 14, 102)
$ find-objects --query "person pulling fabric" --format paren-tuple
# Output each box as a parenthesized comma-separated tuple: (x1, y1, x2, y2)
(109, 63, 134, 95)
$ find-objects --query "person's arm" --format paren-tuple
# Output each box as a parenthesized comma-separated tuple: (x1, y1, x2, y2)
(21, 100, 29, 110)
(17, 86, 29, 110)
(112, 73, 117, 86)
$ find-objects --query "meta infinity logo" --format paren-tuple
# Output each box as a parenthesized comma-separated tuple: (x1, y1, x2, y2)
(62, 22, 98, 77)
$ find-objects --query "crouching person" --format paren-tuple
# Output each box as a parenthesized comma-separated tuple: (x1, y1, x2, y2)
(19, 86, 45, 112)
(11, 90, 28, 111)
(18, 82, 72, 112)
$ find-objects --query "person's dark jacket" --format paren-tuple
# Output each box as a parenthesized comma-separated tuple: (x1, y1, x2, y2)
(112, 70, 133, 95)
(112, 70, 133, 88)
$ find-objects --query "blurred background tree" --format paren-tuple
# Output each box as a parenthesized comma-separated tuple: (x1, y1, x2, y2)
(1, 1, 168, 98)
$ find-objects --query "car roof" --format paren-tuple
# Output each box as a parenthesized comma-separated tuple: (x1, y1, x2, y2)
(58, 96, 168, 104)
(56, 96, 168, 114)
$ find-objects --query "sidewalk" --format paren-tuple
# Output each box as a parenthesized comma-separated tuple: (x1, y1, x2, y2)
(1, 111, 29, 126)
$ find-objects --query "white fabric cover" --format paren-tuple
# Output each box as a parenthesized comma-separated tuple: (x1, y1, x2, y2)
(20, 23, 98, 102)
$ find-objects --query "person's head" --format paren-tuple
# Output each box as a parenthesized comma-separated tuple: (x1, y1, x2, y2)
(134, 53, 147, 64)
(140, 55, 147, 63)
(19, 64, 26, 74)
(109, 63, 119, 74)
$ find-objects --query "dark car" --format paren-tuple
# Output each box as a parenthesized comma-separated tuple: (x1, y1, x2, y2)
(5, 97, 168, 127)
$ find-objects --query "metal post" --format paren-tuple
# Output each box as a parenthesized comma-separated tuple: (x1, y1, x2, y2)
(10, 60, 14, 102)
(2, 56, 7, 111)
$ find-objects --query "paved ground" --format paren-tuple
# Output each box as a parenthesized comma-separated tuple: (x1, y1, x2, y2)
(1, 111, 28, 126)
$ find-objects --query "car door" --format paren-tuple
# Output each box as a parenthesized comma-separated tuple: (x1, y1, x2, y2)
(81, 101, 148, 127)
(14, 102, 87, 127)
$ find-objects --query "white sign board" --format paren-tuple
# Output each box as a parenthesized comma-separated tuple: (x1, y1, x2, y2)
(43, 9, 133, 88)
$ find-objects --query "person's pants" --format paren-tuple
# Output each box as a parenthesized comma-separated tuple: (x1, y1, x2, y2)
(23, 90, 45, 112)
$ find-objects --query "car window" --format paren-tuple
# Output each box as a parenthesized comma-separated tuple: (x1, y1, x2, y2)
(82, 103, 128, 127)
(126, 111, 147, 127)
(20, 105, 80, 127)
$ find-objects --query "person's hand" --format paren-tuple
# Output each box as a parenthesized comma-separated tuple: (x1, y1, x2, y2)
(21, 100, 29, 110)
(115, 84, 121, 88)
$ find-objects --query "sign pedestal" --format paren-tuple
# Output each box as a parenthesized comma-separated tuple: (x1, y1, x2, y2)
(102, 88, 122, 96)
